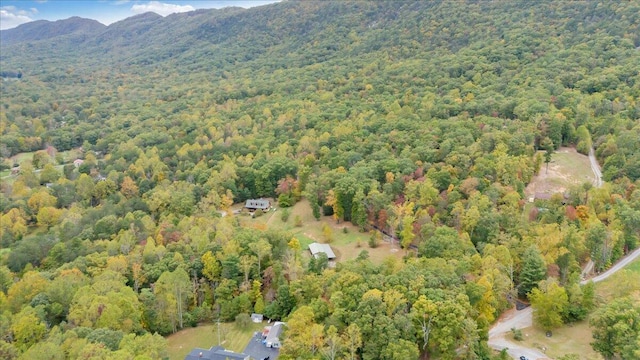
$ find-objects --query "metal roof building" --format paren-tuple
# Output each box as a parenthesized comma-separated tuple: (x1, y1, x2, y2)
(308, 242, 336, 260)
(245, 199, 271, 211)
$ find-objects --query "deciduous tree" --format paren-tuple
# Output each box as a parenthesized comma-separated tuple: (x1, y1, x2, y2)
(590, 296, 640, 360)
(529, 278, 568, 331)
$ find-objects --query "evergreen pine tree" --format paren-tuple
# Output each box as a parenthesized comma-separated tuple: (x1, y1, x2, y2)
(518, 245, 547, 298)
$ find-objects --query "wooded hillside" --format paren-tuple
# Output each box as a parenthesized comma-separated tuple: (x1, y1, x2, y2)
(1, 1, 639, 359)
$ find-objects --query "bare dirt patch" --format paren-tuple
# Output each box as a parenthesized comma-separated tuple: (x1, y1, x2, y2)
(525, 147, 595, 199)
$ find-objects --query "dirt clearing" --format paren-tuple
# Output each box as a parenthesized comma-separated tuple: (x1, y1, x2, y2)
(525, 147, 595, 199)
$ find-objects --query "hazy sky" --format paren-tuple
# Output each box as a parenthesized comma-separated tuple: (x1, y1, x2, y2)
(0, 0, 280, 30)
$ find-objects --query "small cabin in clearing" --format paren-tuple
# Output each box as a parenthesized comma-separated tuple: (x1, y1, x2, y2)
(245, 199, 271, 211)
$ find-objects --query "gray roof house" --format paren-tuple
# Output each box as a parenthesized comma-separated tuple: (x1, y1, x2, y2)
(245, 199, 271, 211)
(184, 346, 249, 360)
(263, 321, 285, 348)
(308, 242, 336, 260)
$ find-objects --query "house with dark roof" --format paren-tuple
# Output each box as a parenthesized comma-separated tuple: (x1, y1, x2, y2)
(184, 346, 249, 360)
(308, 242, 336, 260)
(245, 199, 271, 211)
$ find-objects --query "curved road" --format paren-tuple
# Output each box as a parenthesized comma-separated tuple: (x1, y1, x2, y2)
(488, 147, 617, 359)
(489, 247, 640, 359)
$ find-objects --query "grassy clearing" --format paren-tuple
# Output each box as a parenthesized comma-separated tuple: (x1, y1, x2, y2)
(1, 148, 83, 182)
(626, 257, 640, 273)
(525, 147, 594, 198)
(551, 149, 595, 182)
(8, 151, 36, 165)
(235, 199, 404, 264)
(166, 322, 264, 360)
(517, 321, 602, 360)
(594, 257, 640, 302)
(1, 152, 36, 179)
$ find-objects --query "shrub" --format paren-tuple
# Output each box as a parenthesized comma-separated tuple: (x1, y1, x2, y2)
(280, 208, 290, 222)
(235, 313, 251, 330)
(511, 327, 523, 341)
(322, 223, 333, 243)
(278, 193, 293, 207)
(368, 230, 380, 248)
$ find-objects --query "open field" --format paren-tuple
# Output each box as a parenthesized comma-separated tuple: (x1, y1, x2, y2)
(0, 151, 36, 178)
(166, 322, 264, 360)
(525, 147, 595, 199)
(234, 199, 404, 264)
(517, 320, 601, 360)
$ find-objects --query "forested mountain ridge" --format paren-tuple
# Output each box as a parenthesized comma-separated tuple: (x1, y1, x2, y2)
(0, 16, 106, 45)
(1, 1, 640, 359)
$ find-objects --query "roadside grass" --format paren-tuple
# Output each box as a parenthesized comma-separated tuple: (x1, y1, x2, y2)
(626, 257, 640, 273)
(237, 199, 403, 264)
(166, 322, 264, 360)
(517, 321, 602, 360)
(594, 258, 640, 302)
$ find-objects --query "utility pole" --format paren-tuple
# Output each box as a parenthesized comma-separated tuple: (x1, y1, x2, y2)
(217, 318, 221, 345)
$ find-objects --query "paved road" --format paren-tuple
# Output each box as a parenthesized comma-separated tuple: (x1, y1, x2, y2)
(583, 246, 640, 284)
(488, 148, 631, 360)
(489, 248, 640, 359)
(488, 306, 546, 360)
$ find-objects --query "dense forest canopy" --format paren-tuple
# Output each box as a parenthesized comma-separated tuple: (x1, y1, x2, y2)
(1, 1, 639, 359)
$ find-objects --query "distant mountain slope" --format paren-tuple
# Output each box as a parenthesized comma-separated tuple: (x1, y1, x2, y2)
(0, 0, 638, 170)
(0, 16, 106, 45)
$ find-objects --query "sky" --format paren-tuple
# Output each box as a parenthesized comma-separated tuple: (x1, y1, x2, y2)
(0, 0, 280, 30)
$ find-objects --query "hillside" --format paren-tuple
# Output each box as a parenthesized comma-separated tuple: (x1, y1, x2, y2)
(0, 16, 106, 45)
(1, 1, 640, 359)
